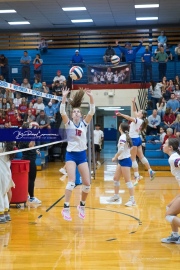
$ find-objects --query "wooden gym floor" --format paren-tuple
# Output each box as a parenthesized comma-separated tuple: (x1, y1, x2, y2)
(1, 142, 180, 270)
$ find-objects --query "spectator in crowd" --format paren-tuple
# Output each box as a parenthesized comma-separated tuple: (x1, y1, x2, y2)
(174, 114, 180, 137)
(52, 70, 66, 87)
(13, 92, 22, 108)
(167, 80, 175, 92)
(174, 75, 180, 86)
(36, 110, 50, 129)
(0, 97, 2, 108)
(92, 72, 99, 84)
(103, 45, 116, 62)
(33, 97, 45, 115)
(23, 109, 36, 123)
(159, 126, 166, 143)
(3, 88, 14, 100)
(162, 87, 171, 101)
(166, 92, 180, 115)
(150, 80, 163, 109)
(157, 97, 167, 120)
(44, 101, 56, 128)
(154, 45, 161, 58)
(7, 109, 22, 127)
(166, 45, 173, 61)
(71, 50, 84, 64)
(174, 84, 180, 101)
(51, 99, 60, 114)
(141, 46, 153, 82)
(0, 54, 9, 82)
(20, 51, 31, 82)
(146, 109, 161, 135)
(116, 39, 143, 80)
(41, 81, 49, 94)
(0, 88, 4, 99)
(163, 108, 176, 129)
(28, 101, 36, 116)
(52, 80, 62, 96)
(21, 78, 31, 89)
(18, 97, 28, 120)
(33, 54, 43, 80)
(0, 110, 8, 127)
(157, 31, 167, 48)
(94, 124, 104, 165)
(12, 78, 20, 86)
(155, 45, 168, 81)
(1, 98, 10, 113)
(175, 43, 180, 61)
(161, 76, 168, 90)
(161, 128, 176, 149)
(105, 67, 113, 84)
(38, 38, 48, 54)
(32, 78, 42, 91)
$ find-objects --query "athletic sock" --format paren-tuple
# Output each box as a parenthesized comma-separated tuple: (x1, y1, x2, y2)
(130, 196, 134, 201)
(64, 202, 70, 208)
(80, 201, 85, 206)
(172, 231, 179, 237)
(134, 172, 139, 177)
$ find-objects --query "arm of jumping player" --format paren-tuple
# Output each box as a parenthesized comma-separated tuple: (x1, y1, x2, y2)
(59, 88, 70, 124)
(84, 89, 95, 124)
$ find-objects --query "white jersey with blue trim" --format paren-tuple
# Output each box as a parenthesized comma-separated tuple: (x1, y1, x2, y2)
(168, 152, 180, 185)
(117, 133, 131, 160)
(65, 120, 88, 152)
(129, 117, 143, 138)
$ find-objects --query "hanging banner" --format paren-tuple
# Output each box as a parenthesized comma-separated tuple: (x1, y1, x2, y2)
(0, 80, 62, 101)
(87, 64, 131, 84)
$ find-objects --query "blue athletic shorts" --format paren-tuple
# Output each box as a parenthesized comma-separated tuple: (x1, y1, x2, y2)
(131, 137, 142, 147)
(118, 157, 132, 167)
(65, 150, 87, 166)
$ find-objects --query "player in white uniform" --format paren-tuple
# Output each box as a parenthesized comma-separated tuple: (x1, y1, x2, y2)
(0, 142, 15, 223)
(107, 122, 136, 206)
(161, 138, 180, 244)
(116, 98, 155, 185)
(60, 88, 95, 221)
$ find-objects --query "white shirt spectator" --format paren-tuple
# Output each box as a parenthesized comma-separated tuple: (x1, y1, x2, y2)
(13, 97, 22, 108)
(33, 102, 45, 114)
(94, 130, 104, 145)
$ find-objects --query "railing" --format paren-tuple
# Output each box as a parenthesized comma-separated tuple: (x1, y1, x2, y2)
(2, 60, 180, 85)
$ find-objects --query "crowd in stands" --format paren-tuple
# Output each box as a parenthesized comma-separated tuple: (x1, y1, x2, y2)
(146, 76, 180, 148)
(0, 69, 72, 130)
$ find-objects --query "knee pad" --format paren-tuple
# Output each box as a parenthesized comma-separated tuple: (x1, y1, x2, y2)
(82, 185, 91, 193)
(141, 157, 148, 165)
(165, 215, 175, 223)
(126, 182, 133, 189)
(132, 161, 138, 169)
(114, 181, 120, 187)
(66, 182, 75, 191)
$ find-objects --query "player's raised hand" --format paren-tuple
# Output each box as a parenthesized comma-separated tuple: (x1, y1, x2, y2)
(85, 89, 93, 97)
(62, 87, 70, 97)
(116, 112, 122, 117)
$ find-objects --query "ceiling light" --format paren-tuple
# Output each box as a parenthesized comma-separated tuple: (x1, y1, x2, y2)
(0, 9, 16, 13)
(135, 4, 159, 8)
(8, 21, 30, 25)
(62, 7, 86, 11)
(136, 17, 158, 20)
(71, 19, 93, 23)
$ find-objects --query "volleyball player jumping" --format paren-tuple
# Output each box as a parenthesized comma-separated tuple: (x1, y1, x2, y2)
(60, 88, 95, 221)
(116, 98, 155, 185)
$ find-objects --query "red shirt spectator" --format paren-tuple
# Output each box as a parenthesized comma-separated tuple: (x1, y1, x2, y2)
(163, 109, 176, 126)
(8, 110, 22, 127)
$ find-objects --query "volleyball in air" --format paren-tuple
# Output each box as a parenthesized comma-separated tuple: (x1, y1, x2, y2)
(111, 55, 120, 65)
(69, 66, 83, 80)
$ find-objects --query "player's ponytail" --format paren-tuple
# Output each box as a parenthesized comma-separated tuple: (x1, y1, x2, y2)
(141, 110, 148, 131)
(69, 89, 85, 109)
(120, 122, 133, 148)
